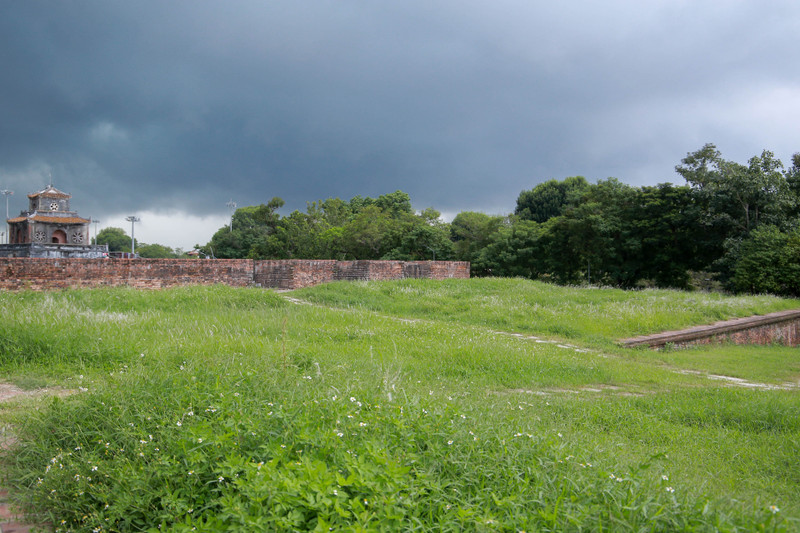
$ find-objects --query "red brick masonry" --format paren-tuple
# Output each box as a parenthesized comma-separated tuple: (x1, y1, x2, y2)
(620, 309, 800, 348)
(0, 258, 469, 291)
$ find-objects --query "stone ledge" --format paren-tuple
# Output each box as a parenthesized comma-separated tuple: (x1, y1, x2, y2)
(620, 309, 800, 348)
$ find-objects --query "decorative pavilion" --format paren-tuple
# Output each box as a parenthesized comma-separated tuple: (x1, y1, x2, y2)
(1, 185, 107, 258)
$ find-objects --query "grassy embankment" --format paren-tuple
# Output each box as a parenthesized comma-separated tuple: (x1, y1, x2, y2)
(0, 279, 798, 531)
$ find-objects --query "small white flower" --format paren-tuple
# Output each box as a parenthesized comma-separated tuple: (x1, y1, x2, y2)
(662, 475, 669, 481)
(665, 487, 675, 493)
(197, 438, 203, 443)
(176, 421, 182, 427)
(770, 505, 780, 514)
(92, 466, 98, 471)
(218, 476, 224, 483)
(447, 440, 453, 445)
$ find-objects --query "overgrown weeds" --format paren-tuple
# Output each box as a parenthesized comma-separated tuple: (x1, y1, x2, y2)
(0, 281, 797, 531)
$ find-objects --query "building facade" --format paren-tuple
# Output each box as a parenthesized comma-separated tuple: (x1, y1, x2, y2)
(1, 185, 107, 258)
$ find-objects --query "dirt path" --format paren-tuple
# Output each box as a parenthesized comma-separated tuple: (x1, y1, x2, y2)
(1, 383, 69, 533)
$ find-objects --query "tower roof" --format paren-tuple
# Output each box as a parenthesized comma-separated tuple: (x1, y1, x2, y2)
(28, 185, 71, 199)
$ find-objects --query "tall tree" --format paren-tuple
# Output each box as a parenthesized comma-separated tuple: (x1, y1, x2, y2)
(95, 227, 134, 252)
(676, 144, 793, 234)
(450, 211, 504, 270)
(515, 176, 589, 223)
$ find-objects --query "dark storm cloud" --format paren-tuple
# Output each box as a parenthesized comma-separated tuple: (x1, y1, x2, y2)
(1, 1, 798, 239)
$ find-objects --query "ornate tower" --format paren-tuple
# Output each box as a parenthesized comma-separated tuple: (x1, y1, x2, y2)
(7, 185, 91, 245)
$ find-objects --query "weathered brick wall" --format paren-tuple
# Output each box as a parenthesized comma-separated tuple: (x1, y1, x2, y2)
(677, 320, 800, 347)
(621, 309, 800, 348)
(253, 260, 470, 289)
(0, 258, 254, 290)
(0, 258, 470, 291)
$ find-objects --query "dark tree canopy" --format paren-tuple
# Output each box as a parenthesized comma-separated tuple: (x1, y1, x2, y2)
(515, 176, 589, 223)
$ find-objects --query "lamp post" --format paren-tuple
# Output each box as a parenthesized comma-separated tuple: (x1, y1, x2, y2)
(1, 190, 13, 244)
(125, 216, 140, 255)
(92, 219, 100, 244)
(226, 199, 237, 232)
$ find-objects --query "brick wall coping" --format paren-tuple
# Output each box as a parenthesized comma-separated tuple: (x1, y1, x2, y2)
(619, 309, 800, 348)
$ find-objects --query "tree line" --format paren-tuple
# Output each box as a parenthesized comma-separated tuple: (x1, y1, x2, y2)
(104, 144, 800, 296)
(94, 227, 187, 258)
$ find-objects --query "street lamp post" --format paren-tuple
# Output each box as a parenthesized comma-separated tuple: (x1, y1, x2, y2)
(125, 216, 140, 255)
(1, 190, 13, 244)
(92, 219, 100, 244)
(226, 199, 237, 232)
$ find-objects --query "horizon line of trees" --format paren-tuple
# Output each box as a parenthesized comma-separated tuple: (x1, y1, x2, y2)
(110, 143, 800, 297)
(93, 227, 187, 258)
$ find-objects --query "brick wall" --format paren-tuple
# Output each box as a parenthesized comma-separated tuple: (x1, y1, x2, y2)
(621, 309, 800, 348)
(0, 258, 470, 291)
(252, 260, 470, 289)
(0, 258, 254, 290)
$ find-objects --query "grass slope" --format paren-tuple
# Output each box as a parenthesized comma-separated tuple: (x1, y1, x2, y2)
(0, 280, 797, 532)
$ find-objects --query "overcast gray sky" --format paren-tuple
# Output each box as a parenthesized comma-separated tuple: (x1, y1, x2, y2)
(1, 1, 798, 249)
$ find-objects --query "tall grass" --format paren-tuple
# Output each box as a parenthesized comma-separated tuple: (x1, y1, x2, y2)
(1, 281, 798, 531)
(294, 278, 800, 347)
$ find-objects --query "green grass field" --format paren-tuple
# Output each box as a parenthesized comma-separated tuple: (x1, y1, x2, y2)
(1, 279, 798, 531)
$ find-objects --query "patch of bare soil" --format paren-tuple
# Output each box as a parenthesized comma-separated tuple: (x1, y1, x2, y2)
(1, 383, 72, 533)
(673, 370, 800, 390)
(495, 384, 645, 397)
(0, 383, 64, 404)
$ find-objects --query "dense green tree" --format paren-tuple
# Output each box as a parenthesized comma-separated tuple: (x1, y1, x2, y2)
(200, 198, 285, 259)
(348, 195, 376, 215)
(676, 144, 794, 234)
(450, 211, 505, 272)
(731, 225, 800, 296)
(785, 153, 800, 217)
(95, 227, 134, 252)
(541, 179, 640, 286)
(475, 219, 544, 278)
(385, 224, 452, 261)
(515, 176, 589, 223)
(375, 190, 413, 217)
(633, 184, 706, 288)
(136, 243, 180, 258)
(342, 205, 394, 258)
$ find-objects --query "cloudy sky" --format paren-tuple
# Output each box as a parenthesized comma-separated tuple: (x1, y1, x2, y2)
(1, 1, 798, 249)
